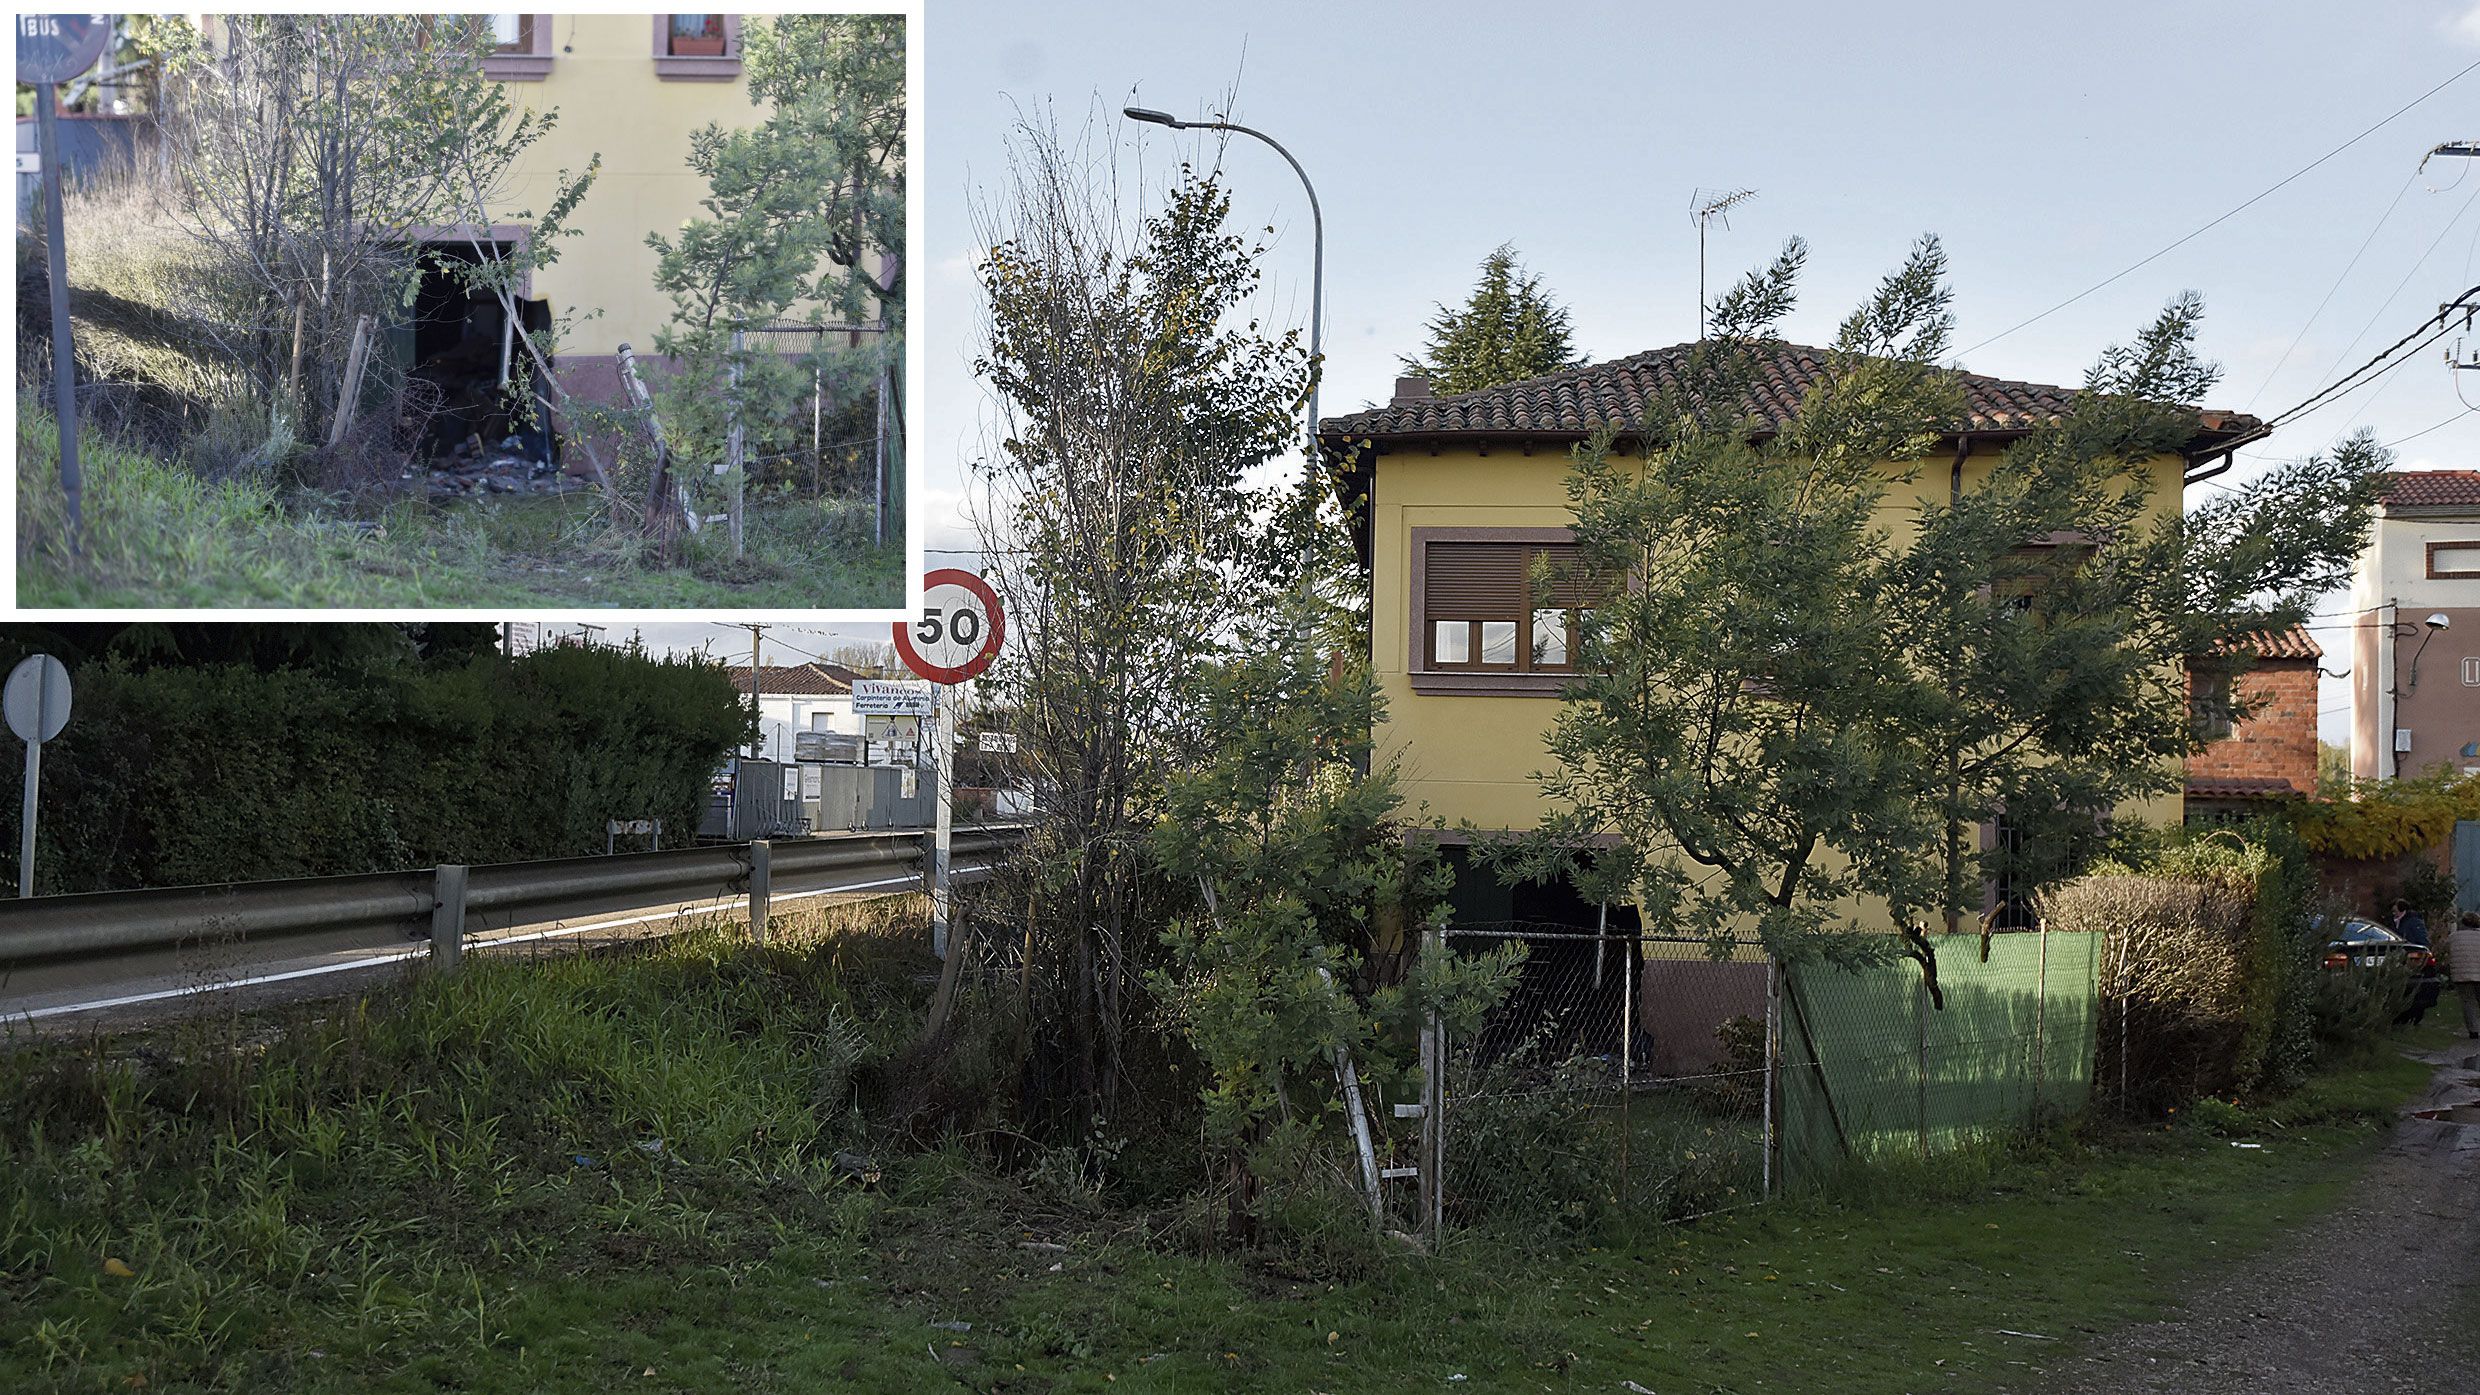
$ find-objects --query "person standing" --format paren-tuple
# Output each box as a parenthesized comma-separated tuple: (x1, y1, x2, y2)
(2390, 898, 2431, 947)
(2449, 911, 2480, 1041)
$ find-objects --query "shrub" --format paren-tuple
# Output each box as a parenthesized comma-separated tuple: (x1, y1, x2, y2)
(2289, 771, 2480, 861)
(2309, 958, 2411, 1054)
(2044, 868, 2255, 1116)
(0, 633, 749, 893)
(2049, 824, 2330, 1112)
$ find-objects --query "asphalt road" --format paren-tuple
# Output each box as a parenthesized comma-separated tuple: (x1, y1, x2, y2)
(0, 848, 935, 1042)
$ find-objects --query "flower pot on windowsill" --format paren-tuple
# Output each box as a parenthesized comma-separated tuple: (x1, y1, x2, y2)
(669, 35, 727, 56)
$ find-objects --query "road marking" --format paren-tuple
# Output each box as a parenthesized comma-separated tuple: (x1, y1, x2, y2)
(3, 873, 923, 1025)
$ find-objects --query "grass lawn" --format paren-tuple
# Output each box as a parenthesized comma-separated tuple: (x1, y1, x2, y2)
(0, 916, 2442, 1395)
(14, 406, 900, 609)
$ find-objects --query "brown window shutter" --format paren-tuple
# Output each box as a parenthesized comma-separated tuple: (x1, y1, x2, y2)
(1428, 540, 1607, 614)
(1426, 542, 1529, 617)
(1531, 543, 1600, 608)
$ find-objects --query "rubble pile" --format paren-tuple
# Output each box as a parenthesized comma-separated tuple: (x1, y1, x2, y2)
(409, 433, 576, 500)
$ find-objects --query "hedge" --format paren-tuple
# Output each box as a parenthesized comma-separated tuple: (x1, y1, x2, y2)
(0, 641, 749, 894)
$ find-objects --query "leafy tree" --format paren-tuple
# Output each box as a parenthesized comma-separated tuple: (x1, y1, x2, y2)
(1496, 235, 2385, 996)
(969, 114, 1311, 1134)
(644, 14, 904, 506)
(1148, 507, 1512, 1232)
(1401, 243, 1583, 395)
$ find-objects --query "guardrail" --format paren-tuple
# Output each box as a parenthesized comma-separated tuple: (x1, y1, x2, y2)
(0, 826, 1025, 974)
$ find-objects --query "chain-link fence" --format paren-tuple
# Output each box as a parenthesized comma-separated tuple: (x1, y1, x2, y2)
(735, 322, 899, 546)
(1423, 924, 2104, 1237)
(1431, 923, 1775, 1235)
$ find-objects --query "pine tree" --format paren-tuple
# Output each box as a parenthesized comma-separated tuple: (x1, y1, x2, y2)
(1402, 244, 1583, 394)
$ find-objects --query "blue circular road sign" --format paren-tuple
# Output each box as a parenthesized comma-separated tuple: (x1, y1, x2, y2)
(16, 14, 109, 86)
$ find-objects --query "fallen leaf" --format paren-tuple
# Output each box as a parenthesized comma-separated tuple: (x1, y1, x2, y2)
(102, 1257, 135, 1278)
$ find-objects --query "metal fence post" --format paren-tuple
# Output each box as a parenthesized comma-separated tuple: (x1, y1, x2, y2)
(1916, 964, 1931, 1159)
(727, 328, 747, 560)
(1421, 922, 1446, 1247)
(1763, 955, 1779, 1201)
(1617, 921, 1633, 1210)
(748, 839, 771, 943)
(2032, 922, 2050, 1122)
(430, 865, 468, 974)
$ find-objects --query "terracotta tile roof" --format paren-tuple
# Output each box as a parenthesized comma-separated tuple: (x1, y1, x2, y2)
(726, 662, 857, 697)
(2216, 623, 2323, 662)
(2185, 775, 2308, 801)
(1319, 341, 2262, 446)
(2378, 468, 2480, 510)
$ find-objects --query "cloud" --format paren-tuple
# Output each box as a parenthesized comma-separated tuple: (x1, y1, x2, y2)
(2449, 3, 2480, 47)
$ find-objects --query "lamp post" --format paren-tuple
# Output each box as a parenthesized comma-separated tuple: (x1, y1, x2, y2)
(1123, 105, 1324, 481)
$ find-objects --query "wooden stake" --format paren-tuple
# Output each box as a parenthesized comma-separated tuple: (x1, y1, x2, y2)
(285, 295, 306, 404)
(325, 313, 374, 447)
(727, 328, 746, 559)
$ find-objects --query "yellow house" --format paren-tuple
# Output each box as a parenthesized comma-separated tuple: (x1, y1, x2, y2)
(1318, 342, 2261, 927)
(195, 12, 895, 451)
(471, 12, 897, 408)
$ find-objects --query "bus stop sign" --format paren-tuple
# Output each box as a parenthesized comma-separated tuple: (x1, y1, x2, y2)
(16, 14, 109, 85)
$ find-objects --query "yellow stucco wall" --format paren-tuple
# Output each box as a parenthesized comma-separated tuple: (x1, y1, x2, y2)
(494, 14, 769, 359)
(1370, 442, 2190, 838)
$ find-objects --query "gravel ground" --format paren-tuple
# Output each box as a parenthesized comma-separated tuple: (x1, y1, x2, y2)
(2012, 1041, 2480, 1395)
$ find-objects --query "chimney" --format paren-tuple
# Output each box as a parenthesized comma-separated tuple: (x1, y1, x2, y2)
(1393, 375, 1434, 404)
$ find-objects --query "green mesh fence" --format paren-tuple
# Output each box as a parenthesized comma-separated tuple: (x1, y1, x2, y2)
(1778, 930, 2099, 1190)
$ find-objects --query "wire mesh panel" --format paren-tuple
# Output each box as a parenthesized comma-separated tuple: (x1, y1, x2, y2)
(1779, 929, 2100, 1190)
(736, 321, 899, 543)
(1434, 924, 1772, 1235)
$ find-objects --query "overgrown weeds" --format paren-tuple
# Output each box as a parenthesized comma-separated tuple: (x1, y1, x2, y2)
(15, 400, 897, 607)
(0, 908, 929, 1386)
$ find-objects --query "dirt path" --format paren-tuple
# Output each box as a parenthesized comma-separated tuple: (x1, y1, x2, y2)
(2015, 1042, 2480, 1395)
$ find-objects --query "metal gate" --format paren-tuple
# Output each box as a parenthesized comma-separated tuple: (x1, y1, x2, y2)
(1422, 923, 1776, 1238)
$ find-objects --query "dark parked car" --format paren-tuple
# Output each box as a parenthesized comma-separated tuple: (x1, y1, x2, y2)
(2320, 917, 2445, 1022)
(2318, 917, 2439, 974)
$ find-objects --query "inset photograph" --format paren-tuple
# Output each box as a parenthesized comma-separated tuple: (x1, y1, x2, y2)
(15, 10, 908, 609)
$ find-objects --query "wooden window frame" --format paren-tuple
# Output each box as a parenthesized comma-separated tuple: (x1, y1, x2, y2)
(654, 14, 743, 80)
(2188, 661, 2237, 742)
(481, 14, 554, 82)
(1409, 526, 1593, 697)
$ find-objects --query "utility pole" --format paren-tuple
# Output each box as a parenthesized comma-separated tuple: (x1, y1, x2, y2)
(1692, 188, 1757, 340)
(740, 622, 767, 758)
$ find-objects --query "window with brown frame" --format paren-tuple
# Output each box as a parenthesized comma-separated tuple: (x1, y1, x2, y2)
(487, 13, 533, 52)
(2189, 662, 2237, 741)
(1423, 540, 1599, 674)
(665, 13, 730, 55)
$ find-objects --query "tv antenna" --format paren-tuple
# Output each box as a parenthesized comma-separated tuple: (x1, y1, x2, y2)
(1692, 188, 1758, 340)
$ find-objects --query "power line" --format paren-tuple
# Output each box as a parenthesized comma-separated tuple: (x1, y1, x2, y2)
(2302, 179, 2480, 428)
(2379, 406, 2479, 451)
(1961, 58, 2480, 356)
(2259, 284, 2475, 432)
(2241, 167, 2418, 411)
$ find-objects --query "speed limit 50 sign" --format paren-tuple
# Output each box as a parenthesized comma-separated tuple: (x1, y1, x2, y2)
(894, 568, 1005, 685)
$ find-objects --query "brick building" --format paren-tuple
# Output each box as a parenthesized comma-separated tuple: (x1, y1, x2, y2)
(2185, 623, 2322, 821)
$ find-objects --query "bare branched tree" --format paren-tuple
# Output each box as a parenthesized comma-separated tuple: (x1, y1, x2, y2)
(166, 15, 481, 441)
(965, 108, 1309, 1133)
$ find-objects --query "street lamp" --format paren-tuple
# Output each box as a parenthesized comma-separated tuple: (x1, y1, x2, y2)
(1123, 105, 1324, 485)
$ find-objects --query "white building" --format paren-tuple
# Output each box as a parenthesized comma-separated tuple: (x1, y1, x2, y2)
(726, 662, 864, 763)
(2348, 469, 2480, 781)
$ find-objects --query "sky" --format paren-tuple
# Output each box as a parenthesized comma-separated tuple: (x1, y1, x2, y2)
(917, 0, 2480, 745)
(541, 619, 891, 669)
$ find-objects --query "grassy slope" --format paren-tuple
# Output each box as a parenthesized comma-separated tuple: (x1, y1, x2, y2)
(14, 406, 900, 609)
(0, 922, 2444, 1395)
